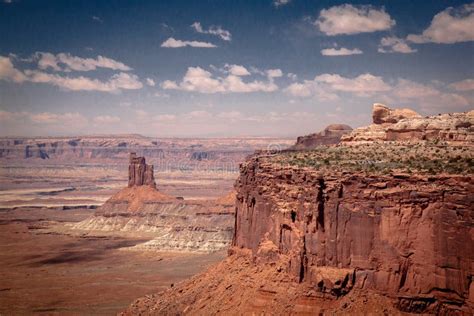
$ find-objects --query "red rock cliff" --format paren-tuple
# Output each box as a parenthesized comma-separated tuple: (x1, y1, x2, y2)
(233, 155, 474, 313)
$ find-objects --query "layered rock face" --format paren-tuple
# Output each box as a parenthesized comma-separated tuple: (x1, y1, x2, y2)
(342, 104, 474, 143)
(233, 156, 473, 313)
(292, 124, 352, 150)
(128, 152, 156, 188)
(73, 153, 235, 253)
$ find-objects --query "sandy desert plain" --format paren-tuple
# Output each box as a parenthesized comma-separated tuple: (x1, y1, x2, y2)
(0, 135, 293, 314)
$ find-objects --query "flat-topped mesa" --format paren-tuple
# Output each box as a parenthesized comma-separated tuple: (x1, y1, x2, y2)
(128, 152, 156, 188)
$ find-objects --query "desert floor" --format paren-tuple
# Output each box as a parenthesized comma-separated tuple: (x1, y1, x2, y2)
(0, 207, 225, 314)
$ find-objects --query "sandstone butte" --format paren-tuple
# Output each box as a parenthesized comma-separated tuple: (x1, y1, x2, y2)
(122, 104, 474, 315)
(73, 153, 235, 253)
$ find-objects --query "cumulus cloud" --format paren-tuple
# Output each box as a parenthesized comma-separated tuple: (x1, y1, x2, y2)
(407, 4, 474, 44)
(36, 52, 132, 72)
(161, 37, 217, 48)
(378, 37, 417, 54)
(93, 115, 121, 123)
(285, 73, 391, 99)
(392, 79, 440, 99)
(449, 79, 474, 91)
(273, 0, 291, 7)
(266, 69, 283, 78)
(227, 64, 250, 76)
(315, 73, 391, 94)
(0, 55, 142, 92)
(161, 65, 280, 94)
(391, 79, 470, 110)
(315, 4, 395, 35)
(145, 78, 156, 86)
(24, 70, 143, 92)
(321, 47, 363, 56)
(0, 56, 27, 82)
(191, 22, 232, 41)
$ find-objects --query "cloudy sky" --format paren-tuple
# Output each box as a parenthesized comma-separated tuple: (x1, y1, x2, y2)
(1, 0, 473, 137)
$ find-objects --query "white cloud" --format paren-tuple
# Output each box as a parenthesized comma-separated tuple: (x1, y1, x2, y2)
(285, 80, 339, 101)
(92, 16, 103, 23)
(285, 73, 391, 99)
(407, 4, 474, 44)
(391, 79, 470, 110)
(266, 69, 283, 78)
(321, 47, 363, 56)
(93, 115, 121, 123)
(449, 79, 474, 91)
(315, 4, 395, 35)
(392, 79, 440, 99)
(191, 22, 232, 41)
(145, 78, 156, 86)
(0, 55, 142, 92)
(227, 64, 250, 76)
(25, 70, 142, 92)
(161, 65, 279, 94)
(161, 37, 217, 48)
(287, 73, 297, 81)
(273, 0, 291, 7)
(36, 52, 132, 72)
(378, 37, 417, 54)
(315, 73, 391, 95)
(0, 56, 27, 83)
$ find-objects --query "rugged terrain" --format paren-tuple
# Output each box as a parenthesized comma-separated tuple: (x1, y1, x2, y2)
(70, 154, 236, 253)
(124, 105, 474, 315)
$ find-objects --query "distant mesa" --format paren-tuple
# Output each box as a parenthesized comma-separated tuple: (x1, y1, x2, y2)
(292, 124, 353, 150)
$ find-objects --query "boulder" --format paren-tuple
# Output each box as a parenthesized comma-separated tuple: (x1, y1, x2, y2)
(372, 103, 421, 124)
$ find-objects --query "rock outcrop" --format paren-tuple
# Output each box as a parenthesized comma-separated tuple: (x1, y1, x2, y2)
(72, 153, 235, 253)
(372, 103, 421, 124)
(128, 152, 156, 188)
(292, 124, 352, 150)
(232, 156, 473, 313)
(342, 103, 474, 143)
(122, 106, 474, 315)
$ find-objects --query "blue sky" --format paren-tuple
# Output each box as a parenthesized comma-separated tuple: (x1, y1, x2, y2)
(1, 0, 473, 137)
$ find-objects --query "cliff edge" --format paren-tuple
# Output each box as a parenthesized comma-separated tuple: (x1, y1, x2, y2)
(122, 106, 474, 315)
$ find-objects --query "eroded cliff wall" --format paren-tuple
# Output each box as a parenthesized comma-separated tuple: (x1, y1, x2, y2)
(233, 155, 474, 313)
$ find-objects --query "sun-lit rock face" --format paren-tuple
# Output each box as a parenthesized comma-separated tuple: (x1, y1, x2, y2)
(232, 153, 473, 313)
(292, 124, 353, 150)
(120, 107, 473, 315)
(372, 103, 421, 124)
(342, 104, 474, 143)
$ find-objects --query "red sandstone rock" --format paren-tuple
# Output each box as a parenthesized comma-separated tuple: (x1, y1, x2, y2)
(372, 103, 421, 124)
(342, 104, 474, 143)
(292, 124, 352, 150)
(232, 156, 473, 314)
(128, 152, 156, 188)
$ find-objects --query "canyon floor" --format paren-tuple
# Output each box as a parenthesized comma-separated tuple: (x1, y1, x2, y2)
(0, 207, 226, 314)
